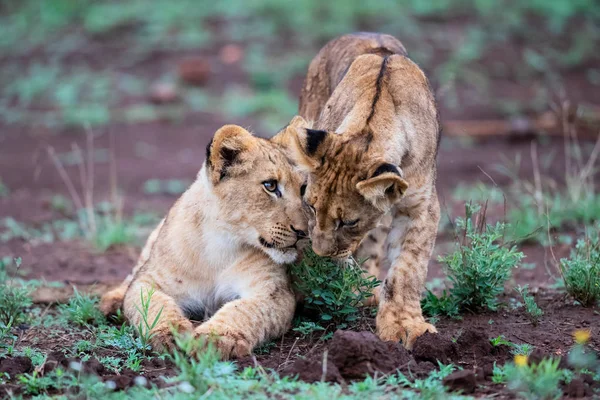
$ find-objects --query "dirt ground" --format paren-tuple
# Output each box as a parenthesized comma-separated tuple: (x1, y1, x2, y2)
(1, 10, 599, 398)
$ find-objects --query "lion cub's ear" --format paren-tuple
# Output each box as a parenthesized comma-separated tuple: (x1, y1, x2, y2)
(206, 125, 257, 184)
(356, 163, 408, 211)
(272, 116, 330, 172)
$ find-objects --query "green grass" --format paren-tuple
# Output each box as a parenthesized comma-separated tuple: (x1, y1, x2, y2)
(423, 203, 524, 317)
(58, 289, 106, 326)
(515, 285, 544, 326)
(2, 0, 599, 129)
(560, 227, 600, 306)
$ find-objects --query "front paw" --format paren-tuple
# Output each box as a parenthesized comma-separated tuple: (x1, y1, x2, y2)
(377, 313, 437, 350)
(193, 325, 252, 360)
(148, 320, 193, 354)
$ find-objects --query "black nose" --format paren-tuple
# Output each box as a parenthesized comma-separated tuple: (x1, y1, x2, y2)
(291, 226, 307, 238)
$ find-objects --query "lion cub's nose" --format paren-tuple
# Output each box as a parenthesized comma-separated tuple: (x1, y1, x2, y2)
(290, 226, 307, 239)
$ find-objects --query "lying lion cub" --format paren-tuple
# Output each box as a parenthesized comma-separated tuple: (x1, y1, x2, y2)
(100, 119, 309, 358)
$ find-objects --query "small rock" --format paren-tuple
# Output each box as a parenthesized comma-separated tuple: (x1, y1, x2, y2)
(178, 57, 210, 85)
(149, 82, 179, 104)
(219, 44, 243, 65)
(443, 369, 477, 394)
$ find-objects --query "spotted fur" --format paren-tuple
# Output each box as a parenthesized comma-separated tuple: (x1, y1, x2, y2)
(99, 121, 310, 359)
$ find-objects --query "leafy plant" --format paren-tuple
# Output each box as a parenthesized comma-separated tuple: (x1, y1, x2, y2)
(0, 258, 33, 326)
(421, 289, 460, 320)
(427, 203, 524, 315)
(505, 357, 564, 400)
(516, 285, 544, 325)
(58, 289, 105, 326)
(560, 228, 600, 306)
(511, 343, 535, 357)
(490, 335, 512, 347)
(290, 247, 379, 328)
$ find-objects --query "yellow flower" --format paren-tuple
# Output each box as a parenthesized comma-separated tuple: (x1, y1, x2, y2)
(573, 329, 591, 345)
(514, 354, 528, 367)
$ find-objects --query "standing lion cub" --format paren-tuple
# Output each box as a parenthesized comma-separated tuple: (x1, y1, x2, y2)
(100, 120, 309, 358)
(281, 32, 440, 349)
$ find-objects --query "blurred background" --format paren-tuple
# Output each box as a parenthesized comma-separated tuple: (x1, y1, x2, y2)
(0, 0, 599, 292)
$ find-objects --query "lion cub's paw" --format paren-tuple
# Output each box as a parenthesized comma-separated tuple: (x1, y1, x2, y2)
(193, 325, 252, 360)
(99, 287, 127, 316)
(147, 320, 194, 354)
(377, 318, 437, 350)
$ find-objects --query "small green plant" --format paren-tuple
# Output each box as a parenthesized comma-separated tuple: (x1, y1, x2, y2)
(490, 335, 512, 347)
(516, 285, 544, 325)
(135, 287, 164, 353)
(394, 362, 456, 398)
(421, 289, 460, 320)
(511, 343, 535, 356)
(290, 247, 379, 328)
(560, 228, 600, 306)
(292, 320, 326, 337)
(58, 289, 105, 326)
(426, 204, 524, 316)
(492, 362, 507, 383)
(505, 357, 564, 400)
(169, 333, 236, 394)
(0, 258, 33, 326)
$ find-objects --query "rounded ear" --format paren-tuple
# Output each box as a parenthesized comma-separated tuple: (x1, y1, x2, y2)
(356, 163, 408, 211)
(271, 115, 310, 147)
(205, 125, 257, 184)
(272, 116, 331, 172)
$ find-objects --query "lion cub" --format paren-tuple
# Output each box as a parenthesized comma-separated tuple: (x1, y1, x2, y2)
(100, 120, 309, 359)
(283, 32, 440, 349)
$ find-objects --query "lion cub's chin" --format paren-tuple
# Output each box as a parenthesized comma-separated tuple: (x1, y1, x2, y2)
(263, 247, 299, 265)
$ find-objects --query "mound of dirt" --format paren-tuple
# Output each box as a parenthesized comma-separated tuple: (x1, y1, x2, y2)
(412, 331, 458, 364)
(0, 356, 33, 377)
(328, 330, 411, 379)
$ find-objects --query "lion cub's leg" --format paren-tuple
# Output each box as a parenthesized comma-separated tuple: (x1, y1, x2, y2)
(355, 214, 393, 305)
(194, 257, 296, 359)
(123, 277, 193, 353)
(376, 187, 440, 349)
(100, 219, 165, 316)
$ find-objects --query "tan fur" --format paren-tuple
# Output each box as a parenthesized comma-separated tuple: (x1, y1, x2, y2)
(100, 120, 310, 359)
(286, 32, 440, 348)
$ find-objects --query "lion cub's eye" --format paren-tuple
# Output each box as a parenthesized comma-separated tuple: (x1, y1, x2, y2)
(263, 180, 278, 193)
(341, 219, 359, 228)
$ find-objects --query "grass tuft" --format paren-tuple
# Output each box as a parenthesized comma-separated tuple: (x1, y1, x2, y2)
(560, 227, 600, 306)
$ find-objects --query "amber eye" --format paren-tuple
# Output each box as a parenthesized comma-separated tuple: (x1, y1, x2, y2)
(263, 180, 278, 192)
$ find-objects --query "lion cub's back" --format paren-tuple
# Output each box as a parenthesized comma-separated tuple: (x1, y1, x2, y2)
(299, 32, 407, 122)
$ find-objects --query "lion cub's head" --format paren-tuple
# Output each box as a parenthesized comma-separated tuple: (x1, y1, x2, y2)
(205, 119, 309, 264)
(276, 127, 408, 259)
